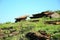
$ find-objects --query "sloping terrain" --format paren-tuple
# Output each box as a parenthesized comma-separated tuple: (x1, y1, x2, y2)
(0, 10, 60, 40)
(0, 17, 60, 40)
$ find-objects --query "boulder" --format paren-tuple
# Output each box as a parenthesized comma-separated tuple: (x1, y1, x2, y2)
(15, 15, 28, 22)
(51, 13, 60, 18)
(26, 30, 51, 40)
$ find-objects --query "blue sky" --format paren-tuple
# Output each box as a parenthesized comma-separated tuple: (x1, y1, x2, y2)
(0, 0, 60, 23)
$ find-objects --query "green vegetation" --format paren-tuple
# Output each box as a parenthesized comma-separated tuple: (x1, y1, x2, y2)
(0, 17, 60, 40)
(0, 10, 60, 40)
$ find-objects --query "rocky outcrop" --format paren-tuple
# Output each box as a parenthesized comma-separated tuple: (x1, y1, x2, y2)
(30, 11, 60, 19)
(45, 20, 60, 25)
(15, 15, 28, 22)
(26, 30, 51, 40)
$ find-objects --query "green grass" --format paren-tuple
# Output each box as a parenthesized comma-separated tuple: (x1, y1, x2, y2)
(0, 17, 60, 40)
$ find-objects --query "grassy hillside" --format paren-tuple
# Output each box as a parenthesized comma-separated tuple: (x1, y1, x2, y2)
(0, 17, 60, 40)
